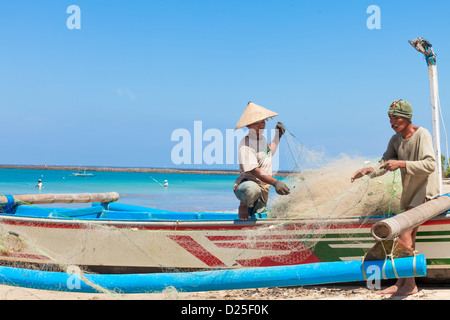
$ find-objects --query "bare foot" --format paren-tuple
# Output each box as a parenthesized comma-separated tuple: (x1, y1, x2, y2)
(392, 286, 418, 297)
(392, 280, 418, 297)
(378, 284, 400, 295)
(238, 203, 250, 221)
(378, 279, 404, 295)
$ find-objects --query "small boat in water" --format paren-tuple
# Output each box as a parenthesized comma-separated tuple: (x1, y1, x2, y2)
(71, 170, 95, 177)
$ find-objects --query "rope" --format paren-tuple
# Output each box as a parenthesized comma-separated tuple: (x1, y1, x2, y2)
(413, 250, 419, 278)
(361, 257, 368, 281)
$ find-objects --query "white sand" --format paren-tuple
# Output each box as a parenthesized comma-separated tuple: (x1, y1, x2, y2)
(1, 284, 450, 300)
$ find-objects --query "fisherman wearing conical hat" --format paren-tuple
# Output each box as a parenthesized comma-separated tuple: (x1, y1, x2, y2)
(351, 99, 440, 296)
(233, 102, 290, 220)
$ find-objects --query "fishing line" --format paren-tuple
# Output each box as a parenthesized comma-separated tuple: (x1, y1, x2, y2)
(438, 95, 449, 172)
(149, 175, 165, 188)
(13, 233, 123, 299)
(276, 126, 318, 203)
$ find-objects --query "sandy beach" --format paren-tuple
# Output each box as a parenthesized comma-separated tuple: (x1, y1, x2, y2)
(1, 283, 450, 300)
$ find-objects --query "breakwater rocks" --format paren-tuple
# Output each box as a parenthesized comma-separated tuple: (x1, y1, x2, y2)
(0, 165, 292, 177)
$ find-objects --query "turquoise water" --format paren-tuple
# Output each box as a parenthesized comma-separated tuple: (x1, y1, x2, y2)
(0, 169, 241, 212)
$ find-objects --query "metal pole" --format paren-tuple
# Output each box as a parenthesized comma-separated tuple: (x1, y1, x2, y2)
(409, 38, 443, 195)
(428, 63, 443, 194)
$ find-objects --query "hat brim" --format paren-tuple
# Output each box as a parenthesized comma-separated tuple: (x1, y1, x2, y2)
(235, 102, 279, 130)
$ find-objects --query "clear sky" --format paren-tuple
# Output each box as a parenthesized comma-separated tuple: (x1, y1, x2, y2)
(1, 0, 449, 171)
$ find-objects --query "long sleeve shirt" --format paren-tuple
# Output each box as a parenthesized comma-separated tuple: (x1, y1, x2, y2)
(372, 127, 440, 210)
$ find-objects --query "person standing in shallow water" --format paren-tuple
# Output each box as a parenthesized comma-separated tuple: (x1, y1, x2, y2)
(351, 99, 440, 296)
(35, 179, 43, 190)
(233, 102, 290, 221)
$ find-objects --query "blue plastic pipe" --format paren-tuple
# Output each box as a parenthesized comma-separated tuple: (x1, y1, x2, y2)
(0, 255, 426, 294)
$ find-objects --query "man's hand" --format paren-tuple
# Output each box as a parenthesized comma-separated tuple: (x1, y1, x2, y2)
(351, 167, 374, 183)
(275, 122, 286, 139)
(273, 180, 290, 195)
(380, 160, 405, 171)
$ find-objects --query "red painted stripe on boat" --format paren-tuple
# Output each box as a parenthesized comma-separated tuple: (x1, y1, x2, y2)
(2, 216, 449, 232)
(421, 219, 450, 226)
(237, 250, 321, 267)
(0, 219, 251, 231)
(2, 252, 47, 260)
(214, 241, 306, 251)
(207, 235, 298, 241)
(0, 219, 89, 230)
(168, 235, 225, 267)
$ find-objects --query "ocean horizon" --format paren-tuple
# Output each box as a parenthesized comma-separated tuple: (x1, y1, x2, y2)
(0, 164, 292, 175)
(0, 167, 246, 213)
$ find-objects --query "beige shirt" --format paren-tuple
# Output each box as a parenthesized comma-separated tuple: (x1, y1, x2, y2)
(372, 127, 440, 210)
(233, 133, 272, 203)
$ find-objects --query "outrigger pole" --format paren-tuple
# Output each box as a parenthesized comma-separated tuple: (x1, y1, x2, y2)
(409, 37, 443, 195)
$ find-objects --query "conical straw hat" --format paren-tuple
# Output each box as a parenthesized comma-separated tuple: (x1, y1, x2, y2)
(235, 102, 279, 130)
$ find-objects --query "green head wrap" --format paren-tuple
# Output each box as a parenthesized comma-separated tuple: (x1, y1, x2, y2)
(388, 99, 413, 121)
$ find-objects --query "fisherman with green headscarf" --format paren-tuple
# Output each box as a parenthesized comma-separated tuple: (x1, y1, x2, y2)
(351, 99, 440, 296)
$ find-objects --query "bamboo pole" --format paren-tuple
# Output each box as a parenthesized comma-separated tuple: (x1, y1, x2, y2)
(0, 192, 119, 206)
(371, 196, 450, 241)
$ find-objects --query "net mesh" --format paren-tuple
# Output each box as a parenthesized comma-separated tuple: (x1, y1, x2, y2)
(0, 129, 403, 298)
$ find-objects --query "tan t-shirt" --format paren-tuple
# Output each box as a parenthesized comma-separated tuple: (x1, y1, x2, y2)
(372, 127, 440, 210)
(233, 133, 272, 203)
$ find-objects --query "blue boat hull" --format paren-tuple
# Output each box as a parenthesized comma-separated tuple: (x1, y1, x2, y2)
(0, 255, 426, 293)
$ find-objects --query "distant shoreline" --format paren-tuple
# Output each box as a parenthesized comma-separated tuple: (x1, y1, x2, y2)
(0, 164, 293, 177)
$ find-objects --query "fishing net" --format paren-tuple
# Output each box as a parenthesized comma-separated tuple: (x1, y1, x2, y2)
(269, 131, 402, 220)
(0, 128, 403, 299)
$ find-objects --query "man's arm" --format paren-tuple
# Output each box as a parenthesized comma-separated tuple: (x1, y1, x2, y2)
(269, 122, 285, 155)
(351, 167, 374, 182)
(250, 167, 290, 195)
(380, 160, 406, 171)
(250, 167, 277, 185)
(351, 135, 399, 182)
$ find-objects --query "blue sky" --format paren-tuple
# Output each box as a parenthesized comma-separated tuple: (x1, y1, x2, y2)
(1, 1, 449, 170)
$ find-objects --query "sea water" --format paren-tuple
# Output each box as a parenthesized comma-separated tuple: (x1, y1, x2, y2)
(0, 169, 241, 212)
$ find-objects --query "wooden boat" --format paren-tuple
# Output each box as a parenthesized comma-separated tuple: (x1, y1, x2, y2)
(0, 192, 449, 284)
